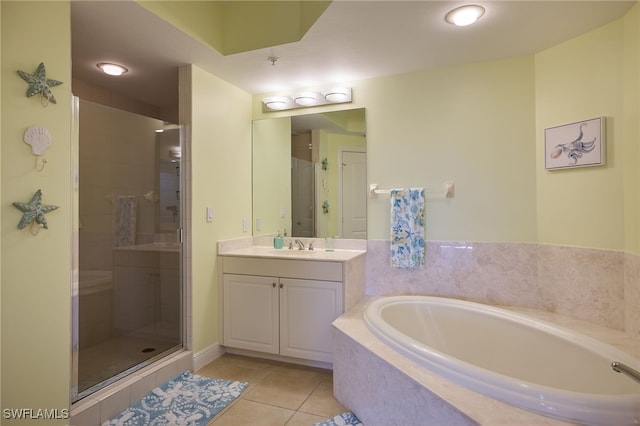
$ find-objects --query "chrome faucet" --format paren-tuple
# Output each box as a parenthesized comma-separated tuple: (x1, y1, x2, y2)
(611, 361, 640, 384)
(294, 239, 305, 250)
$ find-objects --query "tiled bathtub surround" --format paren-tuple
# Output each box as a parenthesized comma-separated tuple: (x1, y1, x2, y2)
(333, 299, 638, 426)
(366, 240, 639, 337)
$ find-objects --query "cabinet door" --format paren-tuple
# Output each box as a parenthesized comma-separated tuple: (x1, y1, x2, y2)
(223, 274, 279, 354)
(279, 278, 343, 362)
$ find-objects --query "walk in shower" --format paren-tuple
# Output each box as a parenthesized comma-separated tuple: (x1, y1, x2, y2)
(71, 99, 184, 402)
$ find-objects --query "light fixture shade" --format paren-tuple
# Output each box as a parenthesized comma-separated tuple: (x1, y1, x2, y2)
(322, 88, 351, 102)
(445, 4, 485, 26)
(262, 87, 352, 112)
(294, 92, 317, 106)
(263, 96, 291, 110)
(97, 62, 128, 76)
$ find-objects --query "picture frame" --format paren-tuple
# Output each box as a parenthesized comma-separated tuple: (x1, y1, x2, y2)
(544, 117, 605, 170)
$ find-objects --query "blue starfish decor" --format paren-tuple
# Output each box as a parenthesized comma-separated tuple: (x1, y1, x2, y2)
(17, 62, 63, 105)
(13, 189, 59, 230)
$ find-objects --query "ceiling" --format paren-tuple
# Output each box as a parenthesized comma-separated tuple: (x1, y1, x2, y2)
(71, 1, 636, 111)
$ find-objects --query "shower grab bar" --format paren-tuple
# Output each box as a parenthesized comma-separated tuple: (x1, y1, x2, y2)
(369, 181, 455, 199)
(611, 361, 640, 384)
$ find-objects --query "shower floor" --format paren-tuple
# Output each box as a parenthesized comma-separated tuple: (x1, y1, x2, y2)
(78, 331, 180, 395)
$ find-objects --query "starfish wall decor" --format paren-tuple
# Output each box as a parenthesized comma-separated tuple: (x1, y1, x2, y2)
(13, 189, 59, 231)
(17, 62, 63, 105)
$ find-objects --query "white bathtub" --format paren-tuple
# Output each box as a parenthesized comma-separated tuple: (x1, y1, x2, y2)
(364, 296, 640, 426)
(78, 270, 112, 296)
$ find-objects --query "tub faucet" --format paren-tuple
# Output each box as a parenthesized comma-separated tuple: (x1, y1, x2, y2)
(294, 239, 305, 250)
(611, 361, 640, 384)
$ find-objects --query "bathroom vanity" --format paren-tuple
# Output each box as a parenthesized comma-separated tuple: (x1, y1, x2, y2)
(218, 241, 366, 365)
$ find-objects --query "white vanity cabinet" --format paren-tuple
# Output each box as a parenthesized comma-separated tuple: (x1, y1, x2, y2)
(221, 255, 349, 363)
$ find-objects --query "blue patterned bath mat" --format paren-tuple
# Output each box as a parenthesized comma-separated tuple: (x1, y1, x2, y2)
(103, 370, 248, 426)
(313, 411, 364, 426)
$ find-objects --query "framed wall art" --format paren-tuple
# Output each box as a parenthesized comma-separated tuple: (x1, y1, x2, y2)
(544, 117, 605, 170)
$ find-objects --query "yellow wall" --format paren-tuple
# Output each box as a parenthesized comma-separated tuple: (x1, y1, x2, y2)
(252, 117, 291, 235)
(255, 55, 539, 243)
(1, 1, 72, 420)
(138, 1, 330, 56)
(188, 65, 252, 353)
(254, 9, 639, 253)
(623, 3, 640, 254)
(0, 0, 3, 409)
(535, 18, 627, 251)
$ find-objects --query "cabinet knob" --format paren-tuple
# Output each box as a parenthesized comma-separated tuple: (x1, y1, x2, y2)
(279, 283, 283, 289)
(272, 282, 276, 288)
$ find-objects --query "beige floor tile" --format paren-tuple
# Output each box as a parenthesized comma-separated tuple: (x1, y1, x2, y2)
(298, 382, 348, 418)
(196, 361, 271, 388)
(284, 411, 327, 426)
(211, 353, 282, 370)
(208, 399, 294, 426)
(270, 363, 327, 380)
(243, 371, 321, 410)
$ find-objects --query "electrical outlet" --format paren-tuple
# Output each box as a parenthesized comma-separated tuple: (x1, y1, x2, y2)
(242, 218, 249, 232)
(280, 207, 286, 218)
(256, 218, 262, 231)
(206, 207, 214, 222)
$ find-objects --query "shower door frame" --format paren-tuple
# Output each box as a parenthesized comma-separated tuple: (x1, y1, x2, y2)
(70, 98, 186, 403)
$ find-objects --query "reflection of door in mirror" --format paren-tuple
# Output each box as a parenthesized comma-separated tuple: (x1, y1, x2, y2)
(340, 149, 367, 238)
(156, 128, 181, 233)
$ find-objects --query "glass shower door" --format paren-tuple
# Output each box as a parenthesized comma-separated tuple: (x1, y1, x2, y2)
(72, 100, 183, 402)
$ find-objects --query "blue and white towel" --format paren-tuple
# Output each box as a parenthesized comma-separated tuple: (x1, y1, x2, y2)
(116, 195, 137, 247)
(390, 188, 425, 268)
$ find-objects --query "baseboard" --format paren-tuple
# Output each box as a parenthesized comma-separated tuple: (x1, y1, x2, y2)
(193, 342, 225, 371)
(225, 347, 333, 370)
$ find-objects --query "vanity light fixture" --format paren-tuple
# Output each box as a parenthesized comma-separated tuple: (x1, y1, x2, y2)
(322, 88, 350, 102)
(293, 92, 318, 106)
(97, 62, 128, 76)
(445, 4, 485, 27)
(262, 87, 352, 112)
(263, 96, 291, 110)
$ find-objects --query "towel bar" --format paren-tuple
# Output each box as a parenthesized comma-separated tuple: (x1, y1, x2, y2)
(369, 181, 455, 199)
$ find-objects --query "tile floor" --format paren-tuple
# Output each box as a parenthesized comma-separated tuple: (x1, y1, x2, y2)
(195, 354, 349, 426)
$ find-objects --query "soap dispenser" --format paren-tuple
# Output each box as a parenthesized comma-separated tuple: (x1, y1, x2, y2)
(273, 230, 284, 249)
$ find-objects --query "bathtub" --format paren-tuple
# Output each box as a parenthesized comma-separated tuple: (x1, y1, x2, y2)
(78, 270, 113, 296)
(363, 296, 640, 426)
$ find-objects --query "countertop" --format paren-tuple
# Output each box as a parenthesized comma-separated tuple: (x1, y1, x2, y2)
(218, 245, 366, 262)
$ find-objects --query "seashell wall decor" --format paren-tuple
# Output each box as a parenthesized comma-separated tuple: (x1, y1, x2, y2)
(24, 126, 52, 155)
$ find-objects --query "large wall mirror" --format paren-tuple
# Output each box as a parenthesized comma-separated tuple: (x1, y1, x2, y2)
(252, 108, 366, 239)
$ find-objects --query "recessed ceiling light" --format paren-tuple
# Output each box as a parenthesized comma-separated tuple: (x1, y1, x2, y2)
(97, 62, 128, 76)
(445, 4, 485, 27)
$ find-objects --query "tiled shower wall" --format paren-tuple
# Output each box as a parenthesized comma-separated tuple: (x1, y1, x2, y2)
(78, 99, 162, 271)
(366, 240, 639, 339)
